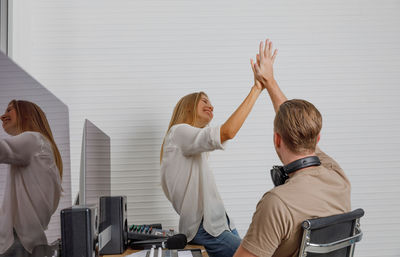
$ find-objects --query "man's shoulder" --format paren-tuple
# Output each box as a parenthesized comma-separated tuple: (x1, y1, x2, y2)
(268, 178, 307, 199)
(315, 146, 344, 172)
(267, 165, 351, 217)
(256, 189, 290, 214)
(242, 190, 296, 256)
(265, 170, 328, 208)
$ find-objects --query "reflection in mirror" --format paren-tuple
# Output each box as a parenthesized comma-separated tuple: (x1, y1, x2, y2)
(0, 51, 71, 242)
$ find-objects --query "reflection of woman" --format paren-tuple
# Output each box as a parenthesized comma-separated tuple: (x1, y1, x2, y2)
(160, 68, 270, 256)
(0, 100, 63, 256)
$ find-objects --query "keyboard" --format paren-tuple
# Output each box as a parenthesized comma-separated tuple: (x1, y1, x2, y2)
(145, 249, 202, 257)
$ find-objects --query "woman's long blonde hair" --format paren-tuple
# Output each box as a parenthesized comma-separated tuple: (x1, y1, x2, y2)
(160, 92, 207, 163)
(11, 100, 63, 179)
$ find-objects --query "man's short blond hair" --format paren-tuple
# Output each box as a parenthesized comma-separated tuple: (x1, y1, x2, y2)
(274, 99, 322, 154)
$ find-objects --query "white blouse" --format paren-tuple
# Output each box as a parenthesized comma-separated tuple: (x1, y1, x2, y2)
(0, 131, 62, 254)
(161, 124, 234, 242)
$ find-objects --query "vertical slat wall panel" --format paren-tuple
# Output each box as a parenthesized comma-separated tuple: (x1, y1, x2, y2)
(8, 1, 400, 256)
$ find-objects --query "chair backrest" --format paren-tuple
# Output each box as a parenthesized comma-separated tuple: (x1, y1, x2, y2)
(298, 208, 364, 257)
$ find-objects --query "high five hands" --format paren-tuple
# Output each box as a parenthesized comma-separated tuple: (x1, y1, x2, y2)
(251, 39, 278, 89)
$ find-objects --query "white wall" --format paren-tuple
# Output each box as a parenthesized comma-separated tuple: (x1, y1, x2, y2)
(9, 0, 400, 256)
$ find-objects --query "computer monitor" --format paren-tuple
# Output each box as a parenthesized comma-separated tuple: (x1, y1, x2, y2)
(78, 119, 111, 206)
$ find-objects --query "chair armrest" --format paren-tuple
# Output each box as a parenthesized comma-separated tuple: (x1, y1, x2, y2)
(305, 226, 363, 254)
(302, 209, 364, 230)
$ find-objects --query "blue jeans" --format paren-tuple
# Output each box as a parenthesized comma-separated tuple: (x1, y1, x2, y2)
(0, 230, 30, 257)
(190, 219, 241, 257)
(0, 230, 56, 257)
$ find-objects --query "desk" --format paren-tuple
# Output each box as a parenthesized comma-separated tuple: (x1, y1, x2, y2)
(102, 245, 208, 257)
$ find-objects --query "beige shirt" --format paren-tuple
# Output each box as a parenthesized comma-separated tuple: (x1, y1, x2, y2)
(161, 124, 233, 242)
(0, 132, 62, 254)
(242, 147, 351, 257)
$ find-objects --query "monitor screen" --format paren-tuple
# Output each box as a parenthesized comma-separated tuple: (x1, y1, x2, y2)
(79, 119, 111, 206)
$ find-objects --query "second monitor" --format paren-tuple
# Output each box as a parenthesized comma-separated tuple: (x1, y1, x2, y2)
(78, 119, 111, 206)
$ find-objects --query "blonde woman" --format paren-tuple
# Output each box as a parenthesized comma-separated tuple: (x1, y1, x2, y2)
(160, 46, 277, 257)
(0, 100, 63, 257)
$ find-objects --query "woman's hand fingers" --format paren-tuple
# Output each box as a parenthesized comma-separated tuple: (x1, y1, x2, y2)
(250, 58, 256, 73)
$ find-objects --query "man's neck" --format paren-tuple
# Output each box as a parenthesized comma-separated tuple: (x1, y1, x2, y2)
(282, 152, 315, 165)
(282, 151, 317, 178)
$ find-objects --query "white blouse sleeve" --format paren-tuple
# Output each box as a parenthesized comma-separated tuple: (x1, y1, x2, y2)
(171, 124, 225, 156)
(0, 132, 39, 166)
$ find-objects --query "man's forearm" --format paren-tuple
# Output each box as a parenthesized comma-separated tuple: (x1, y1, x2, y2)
(264, 79, 287, 113)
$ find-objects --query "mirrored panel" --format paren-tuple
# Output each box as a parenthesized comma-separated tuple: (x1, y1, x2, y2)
(0, 51, 71, 242)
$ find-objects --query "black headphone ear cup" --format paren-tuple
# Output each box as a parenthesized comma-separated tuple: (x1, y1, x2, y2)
(270, 166, 287, 187)
(270, 156, 321, 187)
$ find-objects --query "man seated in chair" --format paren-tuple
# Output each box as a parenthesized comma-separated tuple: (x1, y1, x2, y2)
(233, 39, 351, 257)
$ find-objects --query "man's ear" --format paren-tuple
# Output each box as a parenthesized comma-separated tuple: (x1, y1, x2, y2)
(274, 132, 281, 148)
(317, 134, 321, 144)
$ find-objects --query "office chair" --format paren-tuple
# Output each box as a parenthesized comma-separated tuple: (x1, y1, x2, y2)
(298, 208, 364, 257)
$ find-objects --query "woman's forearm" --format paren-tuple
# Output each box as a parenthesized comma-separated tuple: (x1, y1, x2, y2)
(220, 85, 262, 143)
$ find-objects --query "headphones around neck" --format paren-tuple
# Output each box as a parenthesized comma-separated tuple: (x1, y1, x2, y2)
(270, 156, 321, 187)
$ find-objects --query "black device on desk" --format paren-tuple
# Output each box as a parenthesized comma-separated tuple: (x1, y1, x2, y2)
(130, 234, 187, 250)
(60, 205, 98, 257)
(128, 223, 176, 241)
(99, 196, 128, 255)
